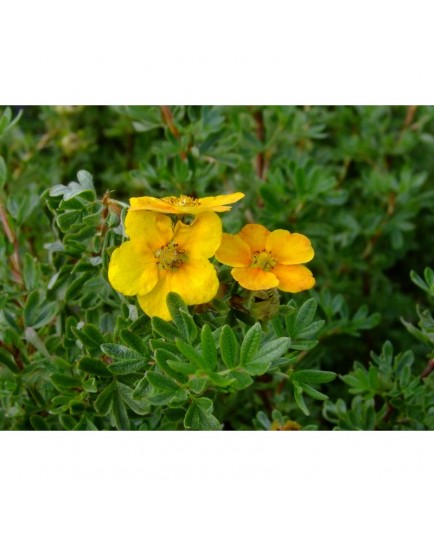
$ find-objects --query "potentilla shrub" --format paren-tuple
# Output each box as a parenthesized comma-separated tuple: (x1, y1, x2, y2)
(0, 105, 433, 430)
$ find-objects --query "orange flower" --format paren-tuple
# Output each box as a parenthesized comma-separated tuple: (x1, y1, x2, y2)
(215, 223, 315, 292)
(129, 192, 244, 215)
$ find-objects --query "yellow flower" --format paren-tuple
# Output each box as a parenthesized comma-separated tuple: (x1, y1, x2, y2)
(129, 192, 245, 215)
(108, 210, 222, 320)
(215, 223, 315, 292)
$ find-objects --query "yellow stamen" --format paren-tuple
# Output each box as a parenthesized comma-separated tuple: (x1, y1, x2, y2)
(155, 243, 187, 271)
(251, 251, 277, 271)
(163, 195, 201, 207)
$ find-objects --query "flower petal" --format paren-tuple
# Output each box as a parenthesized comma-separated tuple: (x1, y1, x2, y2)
(231, 267, 279, 290)
(215, 233, 251, 267)
(137, 258, 219, 320)
(130, 192, 244, 215)
(108, 241, 159, 296)
(238, 224, 270, 252)
(124, 210, 173, 250)
(266, 230, 314, 265)
(173, 212, 222, 258)
(199, 192, 245, 207)
(271, 264, 315, 293)
(129, 196, 177, 214)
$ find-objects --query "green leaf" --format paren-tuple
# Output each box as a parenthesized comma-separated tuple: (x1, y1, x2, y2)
(289, 340, 318, 351)
(23, 253, 39, 291)
(240, 322, 262, 365)
(147, 371, 180, 393)
(227, 370, 253, 390)
(410, 270, 429, 293)
(294, 384, 310, 416)
(50, 373, 82, 390)
(255, 337, 292, 362)
(30, 415, 49, 431)
(112, 387, 130, 430)
(0, 347, 20, 373)
(200, 324, 217, 371)
(100, 343, 143, 361)
(189, 377, 208, 394)
(0, 155, 7, 189)
(175, 339, 203, 369)
(184, 397, 221, 430)
(179, 310, 198, 343)
(24, 291, 57, 330)
(220, 325, 239, 369)
(167, 360, 196, 375)
(298, 382, 329, 401)
(151, 317, 180, 341)
(292, 369, 337, 384)
(77, 169, 95, 191)
(166, 292, 189, 338)
(117, 382, 150, 415)
(107, 359, 147, 375)
(78, 357, 111, 377)
(154, 348, 188, 383)
(295, 298, 317, 331)
(119, 329, 150, 356)
(94, 382, 115, 415)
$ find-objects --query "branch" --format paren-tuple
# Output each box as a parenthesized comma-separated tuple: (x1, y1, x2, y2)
(253, 109, 266, 180)
(421, 359, 434, 380)
(160, 106, 187, 160)
(0, 203, 22, 285)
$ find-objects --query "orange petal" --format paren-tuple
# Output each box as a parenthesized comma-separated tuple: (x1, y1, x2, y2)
(137, 258, 219, 320)
(271, 264, 315, 293)
(173, 212, 222, 258)
(266, 230, 314, 265)
(215, 233, 251, 267)
(231, 267, 279, 290)
(238, 224, 270, 252)
(108, 241, 159, 296)
(124, 210, 173, 250)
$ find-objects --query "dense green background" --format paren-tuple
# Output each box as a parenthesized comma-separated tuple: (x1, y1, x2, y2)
(1, 105, 433, 430)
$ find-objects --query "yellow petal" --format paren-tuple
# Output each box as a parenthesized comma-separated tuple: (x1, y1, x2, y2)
(271, 264, 315, 293)
(215, 233, 252, 267)
(130, 192, 244, 215)
(231, 267, 279, 290)
(124, 210, 173, 250)
(129, 196, 178, 214)
(199, 192, 245, 207)
(108, 241, 159, 296)
(238, 224, 270, 252)
(137, 258, 219, 320)
(266, 230, 314, 265)
(173, 212, 222, 258)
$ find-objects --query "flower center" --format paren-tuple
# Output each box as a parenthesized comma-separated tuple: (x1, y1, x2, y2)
(251, 250, 277, 271)
(163, 194, 201, 207)
(154, 243, 187, 271)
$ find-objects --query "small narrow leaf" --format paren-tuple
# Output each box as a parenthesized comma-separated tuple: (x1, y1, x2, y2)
(151, 317, 180, 341)
(294, 384, 310, 415)
(292, 369, 337, 384)
(175, 339, 203, 369)
(112, 388, 130, 431)
(295, 298, 317, 331)
(200, 324, 217, 371)
(184, 398, 221, 430)
(220, 325, 239, 369)
(107, 359, 147, 375)
(100, 343, 142, 361)
(240, 322, 262, 365)
(147, 371, 180, 393)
